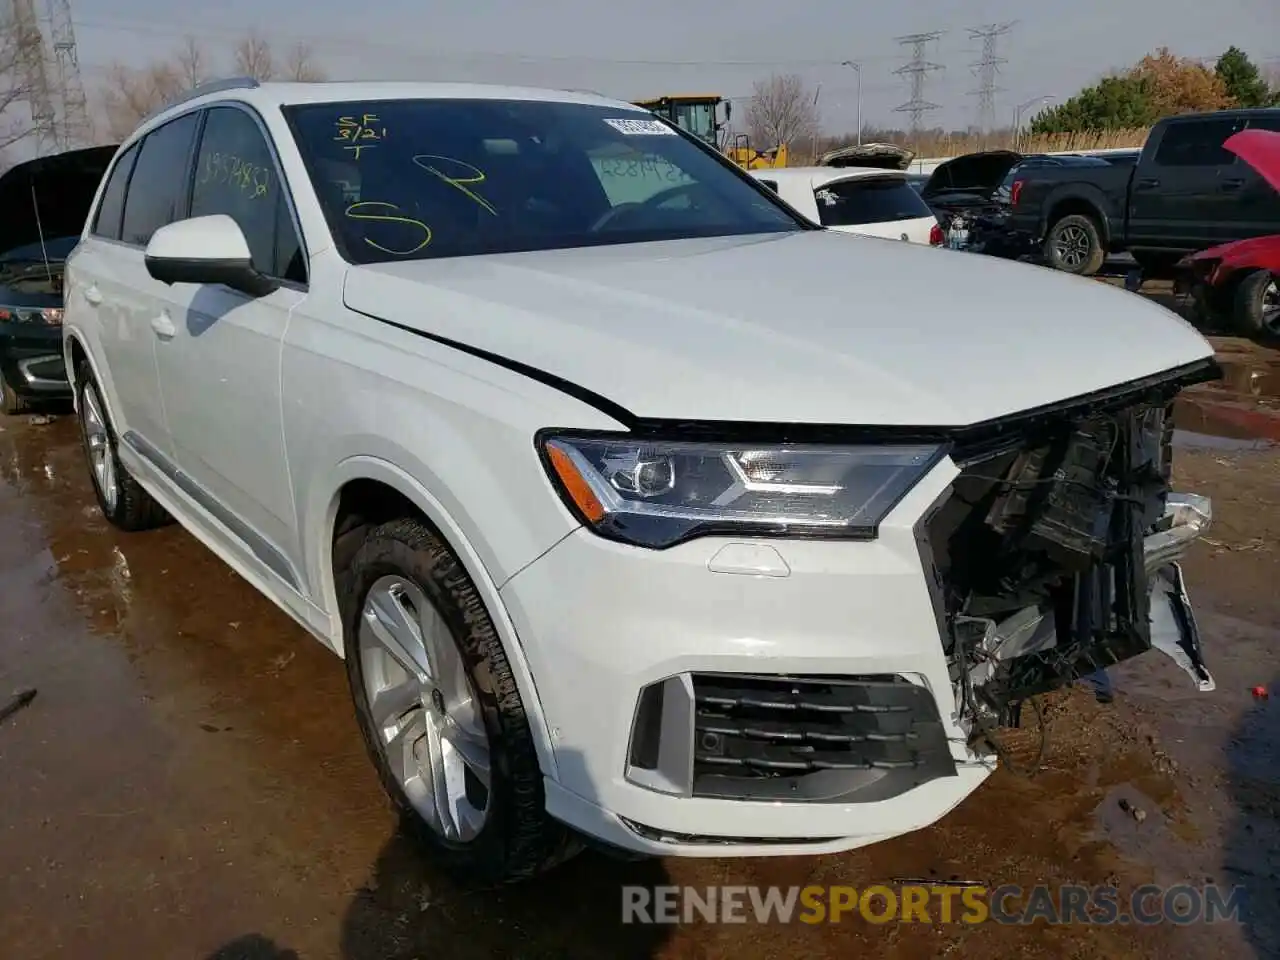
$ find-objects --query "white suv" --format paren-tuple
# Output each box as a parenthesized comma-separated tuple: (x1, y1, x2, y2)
(64, 78, 1219, 884)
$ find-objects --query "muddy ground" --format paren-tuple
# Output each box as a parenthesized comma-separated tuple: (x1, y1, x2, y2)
(1, 327, 1278, 959)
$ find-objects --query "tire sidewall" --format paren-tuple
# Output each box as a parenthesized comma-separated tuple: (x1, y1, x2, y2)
(1046, 215, 1103, 275)
(1235, 271, 1278, 340)
(340, 529, 517, 878)
(75, 372, 123, 522)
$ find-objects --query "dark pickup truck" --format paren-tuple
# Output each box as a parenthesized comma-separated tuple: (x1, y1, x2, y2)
(1007, 108, 1280, 277)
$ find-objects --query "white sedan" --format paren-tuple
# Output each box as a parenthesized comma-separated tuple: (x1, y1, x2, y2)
(754, 166, 943, 245)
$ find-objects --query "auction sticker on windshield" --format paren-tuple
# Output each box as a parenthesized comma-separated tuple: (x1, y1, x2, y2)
(604, 117, 677, 136)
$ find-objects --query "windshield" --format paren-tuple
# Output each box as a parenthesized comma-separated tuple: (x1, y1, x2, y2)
(670, 101, 717, 146)
(813, 177, 933, 226)
(285, 98, 800, 264)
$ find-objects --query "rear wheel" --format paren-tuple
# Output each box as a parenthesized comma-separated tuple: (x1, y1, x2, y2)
(1234, 271, 1280, 341)
(1044, 214, 1105, 276)
(0, 370, 31, 415)
(75, 365, 171, 531)
(339, 517, 577, 885)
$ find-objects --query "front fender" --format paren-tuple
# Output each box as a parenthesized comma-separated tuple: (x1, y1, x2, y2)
(308, 453, 569, 781)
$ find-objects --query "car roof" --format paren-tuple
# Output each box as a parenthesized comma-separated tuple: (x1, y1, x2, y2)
(751, 166, 906, 187)
(132, 79, 647, 143)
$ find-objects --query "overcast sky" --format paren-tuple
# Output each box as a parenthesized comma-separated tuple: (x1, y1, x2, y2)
(70, 0, 1279, 133)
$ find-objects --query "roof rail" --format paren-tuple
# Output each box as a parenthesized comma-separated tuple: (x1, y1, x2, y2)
(140, 76, 261, 126)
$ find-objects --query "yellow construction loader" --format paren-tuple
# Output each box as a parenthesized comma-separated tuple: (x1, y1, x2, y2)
(630, 94, 788, 169)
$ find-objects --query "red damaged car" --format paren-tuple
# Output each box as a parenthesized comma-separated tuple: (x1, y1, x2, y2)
(1177, 128, 1280, 340)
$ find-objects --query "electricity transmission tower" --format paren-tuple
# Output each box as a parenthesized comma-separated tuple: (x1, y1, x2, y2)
(10, 0, 58, 155)
(893, 31, 945, 135)
(46, 0, 92, 150)
(968, 22, 1015, 133)
(7, 0, 90, 155)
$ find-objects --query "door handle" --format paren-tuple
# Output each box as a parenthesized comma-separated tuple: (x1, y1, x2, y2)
(83, 284, 103, 306)
(1221, 178, 1244, 191)
(1136, 177, 1160, 190)
(150, 312, 176, 339)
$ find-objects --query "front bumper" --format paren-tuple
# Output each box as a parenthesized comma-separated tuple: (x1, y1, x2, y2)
(0, 325, 69, 397)
(500, 463, 1213, 857)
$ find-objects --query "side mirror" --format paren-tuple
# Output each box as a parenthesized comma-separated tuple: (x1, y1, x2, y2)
(144, 214, 278, 298)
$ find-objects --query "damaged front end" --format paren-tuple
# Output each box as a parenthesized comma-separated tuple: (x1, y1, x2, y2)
(920, 364, 1218, 743)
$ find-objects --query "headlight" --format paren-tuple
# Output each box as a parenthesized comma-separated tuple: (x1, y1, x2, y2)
(540, 432, 947, 549)
(0, 306, 62, 325)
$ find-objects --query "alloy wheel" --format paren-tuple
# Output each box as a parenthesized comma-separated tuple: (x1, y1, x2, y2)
(81, 383, 119, 513)
(1054, 225, 1090, 269)
(1263, 278, 1280, 337)
(358, 574, 491, 843)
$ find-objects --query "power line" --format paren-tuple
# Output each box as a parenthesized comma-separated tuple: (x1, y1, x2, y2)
(968, 22, 1015, 133)
(892, 31, 945, 135)
(70, 16, 901, 69)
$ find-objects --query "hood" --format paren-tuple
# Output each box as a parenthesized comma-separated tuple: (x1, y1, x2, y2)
(0, 145, 118, 256)
(818, 142, 915, 171)
(1225, 128, 1280, 193)
(342, 231, 1213, 427)
(923, 150, 1022, 198)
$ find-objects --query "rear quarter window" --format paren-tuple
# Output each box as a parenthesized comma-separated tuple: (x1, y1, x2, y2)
(813, 177, 933, 227)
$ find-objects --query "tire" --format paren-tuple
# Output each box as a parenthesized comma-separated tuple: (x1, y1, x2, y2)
(0, 369, 31, 415)
(1044, 214, 1106, 276)
(1234, 271, 1280, 341)
(74, 364, 171, 531)
(339, 517, 577, 886)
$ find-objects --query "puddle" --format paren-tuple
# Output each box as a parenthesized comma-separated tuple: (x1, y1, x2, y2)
(1216, 357, 1280, 402)
(1173, 429, 1276, 452)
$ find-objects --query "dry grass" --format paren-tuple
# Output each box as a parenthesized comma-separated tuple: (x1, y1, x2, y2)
(799, 127, 1150, 164)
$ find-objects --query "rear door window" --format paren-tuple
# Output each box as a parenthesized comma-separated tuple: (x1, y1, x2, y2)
(120, 111, 201, 247)
(813, 177, 934, 226)
(1153, 118, 1247, 168)
(90, 143, 139, 241)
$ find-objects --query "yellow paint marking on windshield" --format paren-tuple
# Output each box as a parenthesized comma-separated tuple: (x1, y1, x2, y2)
(344, 201, 431, 255)
(411, 155, 497, 216)
(334, 114, 386, 160)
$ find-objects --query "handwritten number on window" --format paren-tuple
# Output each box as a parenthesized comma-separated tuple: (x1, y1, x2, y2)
(197, 151, 270, 199)
(334, 114, 386, 160)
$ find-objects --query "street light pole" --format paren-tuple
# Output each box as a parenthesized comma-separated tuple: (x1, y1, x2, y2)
(841, 60, 862, 146)
(1013, 95, 1054, 150)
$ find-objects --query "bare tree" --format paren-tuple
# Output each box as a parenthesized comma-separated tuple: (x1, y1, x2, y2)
(175, 35, 209, 89)
(283, 42, 326, 82)
(0, 10, 38, 154)
(234, 31, 275, 81)
(100, 60, 184, 141)
(745, 73, 820, 149)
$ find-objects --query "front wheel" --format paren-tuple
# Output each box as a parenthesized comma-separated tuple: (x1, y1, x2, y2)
(340, 517, 577, 885)
(1044, 214, 1105, 276)
(1234, 271, 1280, 341)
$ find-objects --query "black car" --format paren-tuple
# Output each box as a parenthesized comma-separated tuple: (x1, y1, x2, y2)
(1006, 110, 1280, 276)
(919, 151, 1118, 258)
(0, 145, 117, 414)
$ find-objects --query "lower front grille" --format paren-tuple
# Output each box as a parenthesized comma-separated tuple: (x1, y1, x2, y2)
(687, 673, 956, 802)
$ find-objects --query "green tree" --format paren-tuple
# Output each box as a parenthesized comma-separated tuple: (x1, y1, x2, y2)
(1030, 73, 1156, 134)
(1215, 46, 1272, 107)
